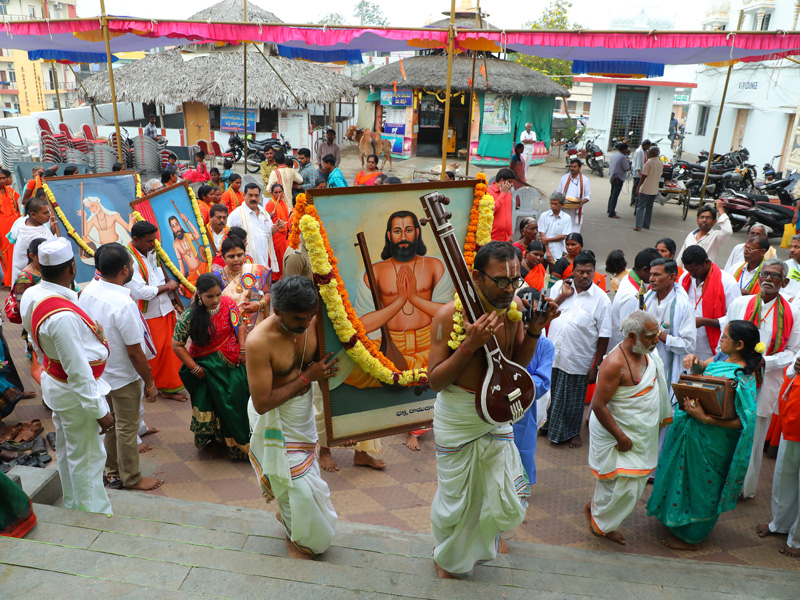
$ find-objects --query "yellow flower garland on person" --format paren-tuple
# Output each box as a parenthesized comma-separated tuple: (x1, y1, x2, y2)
(448, 294, 522, 351)
(131, 210, 196, 292)
(290, 178, 496, 386)
(42, 182, 95, 257)
(135, 173, 143, 199)
(186, 185, 214, 269)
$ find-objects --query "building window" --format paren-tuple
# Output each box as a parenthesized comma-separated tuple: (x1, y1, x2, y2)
(28, 6, 36, 17)
(0, 6, 7, 16)
(761, 13, 771, 31)
(553, 98, 563, 111)
(697, 105, 710, 136)
(583, 101, 591, 113)
(567, 100, 577, 112)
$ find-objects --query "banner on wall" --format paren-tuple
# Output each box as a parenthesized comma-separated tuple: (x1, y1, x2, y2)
(482, 93, 512, 134)
(380, 88, 413, 107)
(278, 109, 310, 151)
(220, 107, 258, 133)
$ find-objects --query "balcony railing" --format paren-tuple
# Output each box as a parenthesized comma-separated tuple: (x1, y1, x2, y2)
(41, 81, 78, 91)
(0, 83, 19, 90)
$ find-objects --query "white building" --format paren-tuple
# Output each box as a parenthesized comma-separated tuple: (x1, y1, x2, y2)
(684, 0, 800, 173)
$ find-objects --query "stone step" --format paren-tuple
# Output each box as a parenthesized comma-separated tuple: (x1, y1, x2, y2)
(22, 502, 800, 599)
(103, 490, 800, 593)
(9, 464, 61, 505)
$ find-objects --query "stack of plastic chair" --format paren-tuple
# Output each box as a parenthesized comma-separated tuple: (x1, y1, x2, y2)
(39, 130, 63, 163)
(92, 143, 119, 173)
(58, 123, 89, 154)
(63, 147, 91, 170)
(0, 137, 29, 172)
(132, 135, 163, 180)
(160, 149, 173, 170)
(108, 132, 133, 168)
(38, 118, 69, 155)
(81, 124, 108, 145)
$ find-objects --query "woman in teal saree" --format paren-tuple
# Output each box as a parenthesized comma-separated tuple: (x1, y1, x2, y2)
(647, 320, 760, 550)
(0, 471, 36, 537)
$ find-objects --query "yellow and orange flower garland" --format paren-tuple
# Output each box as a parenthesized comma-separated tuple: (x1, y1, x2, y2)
(186, 185, 215, 270)
(289, 176, 496, 386)
(131, 210, 196, 292)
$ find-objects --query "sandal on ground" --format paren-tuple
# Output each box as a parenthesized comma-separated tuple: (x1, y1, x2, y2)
(13, 419, 43, 443)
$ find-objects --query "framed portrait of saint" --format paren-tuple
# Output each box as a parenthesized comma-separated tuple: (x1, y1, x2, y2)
(44, 171, 137, 286)
(305, 180, 478, 445)
(130, 181, 212, 305)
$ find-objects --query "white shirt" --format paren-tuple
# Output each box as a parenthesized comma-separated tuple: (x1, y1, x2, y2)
(558, 173, 591, 229)
(549, 281, 612, 375)
(520, 130, 537, 155)
(227, 203, 279, 271)
(609, 274, 642, 349)
(643, 284, 696, 392)
(12, 222, 55, 284)
(726, 261, 762, 293)
(267, 166, 303, 192)
(631, 146, 646, 177)
(79, 279, 146, 391)
(538, 209, 572, 259)
(210, 227, 227, 254)
(676, 213, 733, 267)
(125, 249, 174, 320)
(723, 243, 777, 273)
(21, 280, 110, 418)
(725, 295, 800, 417)
(679, 269, 741, 361)
(784, 258, 800, 301)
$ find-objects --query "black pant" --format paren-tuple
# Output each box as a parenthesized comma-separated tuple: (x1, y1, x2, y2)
(607, 177, 624, 216)
(631, 177, 640, 207)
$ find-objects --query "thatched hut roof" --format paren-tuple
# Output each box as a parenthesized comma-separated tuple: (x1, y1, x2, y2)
(81, 48, 356, 109)
(425, 17, 497, 29)
(188, 0, 280, 24)
(356, 55, 569, 97)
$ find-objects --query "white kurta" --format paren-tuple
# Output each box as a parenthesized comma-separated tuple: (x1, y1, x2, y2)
(520, 130, 537, 177)
(11, 222, 55, 284)
(588, 353, 671, 534)
(785, 258, 800, 302)
(678, 270, 741, 361)
(537, 209, 572, 259)
(723, 295, 800, 498)
(725, 261, 762, 294)
(125, 249, 173, 319)
(643, 284, 696, 395)
(20, 280, 112, 515)
(557, 173, 591, 232)
(609, 275, 641, 349)
(431, 385, 529, 577)
(248, 389, 337, 555)
(227, 203, 279, 272)
(723, 243, 777, 273)
(676, 213, 733, 267)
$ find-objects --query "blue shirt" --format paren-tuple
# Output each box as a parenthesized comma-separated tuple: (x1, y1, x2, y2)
(327, 167, 348, 188)
(512, 335, 555, 485)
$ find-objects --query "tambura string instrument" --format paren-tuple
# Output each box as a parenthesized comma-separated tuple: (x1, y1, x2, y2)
(419, 191, 535, 426)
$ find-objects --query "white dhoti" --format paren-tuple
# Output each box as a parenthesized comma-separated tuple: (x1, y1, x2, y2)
(742, 414, 771, 499)
(248, 388, 337, 555)
(768, 436, 800, 549)
(430, 385, 529, 577)
(588, 353, 670, 534)
(52, 403, 112, 515)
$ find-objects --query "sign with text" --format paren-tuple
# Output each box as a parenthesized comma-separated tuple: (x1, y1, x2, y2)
(482, 93, 512, 134)
(380, 88, 413, 107)
(278, 109, 310, 151)
(220, 107, 258, 133)
(738, 81, 759, 92)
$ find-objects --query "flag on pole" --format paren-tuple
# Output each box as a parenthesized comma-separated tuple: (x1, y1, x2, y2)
(479, 63, 487, 82)
(399, 58, 407, 80)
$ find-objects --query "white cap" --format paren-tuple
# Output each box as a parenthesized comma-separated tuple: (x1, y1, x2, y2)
(38, 238, 74, 266)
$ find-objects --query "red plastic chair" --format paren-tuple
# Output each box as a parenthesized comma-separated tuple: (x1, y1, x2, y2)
(210, 140, 232, 166)
(81, 124, 107, 144)
(38, 118, 67, 143)
(58, 123, 88, 153)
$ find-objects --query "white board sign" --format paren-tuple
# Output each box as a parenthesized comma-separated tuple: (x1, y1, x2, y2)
(278, 109, 310, 152)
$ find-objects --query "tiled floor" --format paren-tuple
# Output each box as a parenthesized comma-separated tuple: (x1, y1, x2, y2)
(4, 320, 798, 572)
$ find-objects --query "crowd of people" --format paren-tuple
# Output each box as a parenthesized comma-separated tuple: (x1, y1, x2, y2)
(1, 139, 798, 583)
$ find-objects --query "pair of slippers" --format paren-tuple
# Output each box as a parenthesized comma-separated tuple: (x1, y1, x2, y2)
(0, 452, 51, 472)
(0, 419, 44, 447)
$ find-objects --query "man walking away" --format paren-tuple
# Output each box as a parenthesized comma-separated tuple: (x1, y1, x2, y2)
(634, 147, 663, 231)
(630, 139, 651, 208)
(607, 143, 630, 218)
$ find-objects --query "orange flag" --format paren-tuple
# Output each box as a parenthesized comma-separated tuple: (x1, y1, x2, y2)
(479, 62, 487, 82)
(392, 81, 397, 92)
(399, 57, 407, 80)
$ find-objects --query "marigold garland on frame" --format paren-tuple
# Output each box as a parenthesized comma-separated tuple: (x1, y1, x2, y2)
(186, 185, 214, 270)
(289, 179, 495, 386)
(131, 210, 196, 293)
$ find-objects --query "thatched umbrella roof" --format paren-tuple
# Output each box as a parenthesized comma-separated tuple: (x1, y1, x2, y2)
(81, 48, 356, 109)
(356, 55, 569, 97)
(188, 0, 280, 23)
(426, 17, 497, 29)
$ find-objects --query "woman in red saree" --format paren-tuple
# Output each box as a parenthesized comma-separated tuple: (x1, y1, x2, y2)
(354, 154, 383, 186)
(550, 233, 606, 291)
(172, 273, 250, 459)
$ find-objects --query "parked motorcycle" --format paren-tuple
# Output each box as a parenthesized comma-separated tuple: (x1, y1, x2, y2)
(762, 154, 781, 182)
(723, 175, 798, 234)
(583, 134, 605, 177)
(243, 133, 293, 173)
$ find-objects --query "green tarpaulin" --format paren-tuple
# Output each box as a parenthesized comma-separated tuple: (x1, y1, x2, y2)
(476, 93, 555, 160)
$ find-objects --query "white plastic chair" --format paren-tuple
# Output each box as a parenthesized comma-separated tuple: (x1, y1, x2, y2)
(512, 187, 542, 235)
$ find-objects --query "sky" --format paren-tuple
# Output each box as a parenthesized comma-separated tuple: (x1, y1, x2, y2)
(76, 0, 708, 31)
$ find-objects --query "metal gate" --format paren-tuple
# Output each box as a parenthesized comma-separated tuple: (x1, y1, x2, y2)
(609, 86, 649, 150)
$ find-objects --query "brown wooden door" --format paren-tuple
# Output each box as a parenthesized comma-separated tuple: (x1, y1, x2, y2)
(731, 109, 749, 150)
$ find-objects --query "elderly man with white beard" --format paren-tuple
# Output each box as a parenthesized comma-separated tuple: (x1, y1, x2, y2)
(585, 312, 672, 546)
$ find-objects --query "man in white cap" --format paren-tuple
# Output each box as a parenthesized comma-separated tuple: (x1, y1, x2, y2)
(21, 237, 114, 514)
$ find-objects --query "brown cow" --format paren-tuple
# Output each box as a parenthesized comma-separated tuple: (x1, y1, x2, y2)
(344, 126, 393, 172)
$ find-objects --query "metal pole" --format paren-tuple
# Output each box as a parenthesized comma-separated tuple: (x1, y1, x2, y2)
(100, 0, 124, 162)
(243, 0, 248, 167)
(440, 0, 456, 180)
(700, 10, 744, 203)
(51, 64, 64, 122)
(465, 1, 481, 178)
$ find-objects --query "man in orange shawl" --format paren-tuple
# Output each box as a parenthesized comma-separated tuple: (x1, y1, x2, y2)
(0, 169, 21, 287)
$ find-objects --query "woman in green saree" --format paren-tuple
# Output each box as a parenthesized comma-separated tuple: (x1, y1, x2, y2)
(0, 471, 36, 537)
(172, 273, 251, 460)
(647, 319, 760, 550)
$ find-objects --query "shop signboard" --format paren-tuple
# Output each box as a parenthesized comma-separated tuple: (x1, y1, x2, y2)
(220, 107, 258, 133)
(380, 88, 413, 107)
(278, 109, 310, 150)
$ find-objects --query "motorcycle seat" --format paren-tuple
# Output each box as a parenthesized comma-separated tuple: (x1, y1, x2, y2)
(757, 202, 795, 218)
(736, 192, 770, 203)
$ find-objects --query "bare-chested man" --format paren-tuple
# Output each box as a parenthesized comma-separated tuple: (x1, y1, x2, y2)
(348, 210, 453, 450)
(168, 214, 206, 283)
(585, 311, 670, 545)
(427, 241, 558, 578)
(247, 275, 339, 559)
(78, 196, 134, 247)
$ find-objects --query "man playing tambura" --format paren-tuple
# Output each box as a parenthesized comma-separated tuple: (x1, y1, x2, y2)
(427, 241, 558, 578)
(247, 276, 340, 559)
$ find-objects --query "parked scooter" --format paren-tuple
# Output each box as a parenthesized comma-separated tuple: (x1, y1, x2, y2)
(723, 175, 798, 235)
(583, 134, 605, 177)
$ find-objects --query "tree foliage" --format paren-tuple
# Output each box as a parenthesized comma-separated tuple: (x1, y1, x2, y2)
(512, 0, 580, 90)
(354, 1, 389, 27)
(317, 12, 347, 25)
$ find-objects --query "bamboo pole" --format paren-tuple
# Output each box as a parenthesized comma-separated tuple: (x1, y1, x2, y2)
(99, 0, 124, 162)
(700, 10, 745, 203)
(243, 0, 249, 165)
(465, 1, 481, 178)
(440, 0, 456, 180)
